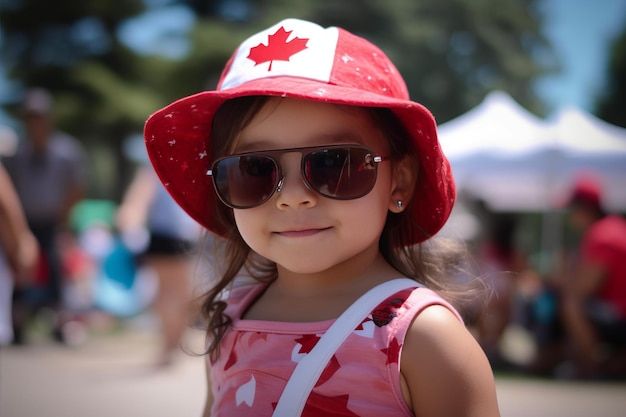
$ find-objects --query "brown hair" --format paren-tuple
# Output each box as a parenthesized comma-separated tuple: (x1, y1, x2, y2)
(198, 96, 477, 361)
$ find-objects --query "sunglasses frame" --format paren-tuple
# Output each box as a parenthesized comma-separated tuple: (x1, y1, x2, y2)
(207, 144, 389, 209)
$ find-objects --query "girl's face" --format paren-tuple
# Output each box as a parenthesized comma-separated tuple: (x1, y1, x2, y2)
(230, 97, 399, 275)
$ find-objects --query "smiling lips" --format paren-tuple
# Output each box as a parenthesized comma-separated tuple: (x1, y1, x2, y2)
(276, 227, 331, 238)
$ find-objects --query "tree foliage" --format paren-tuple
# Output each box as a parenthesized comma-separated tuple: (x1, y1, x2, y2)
(596, 18, 626, 129)
(0, 0, 554, 199)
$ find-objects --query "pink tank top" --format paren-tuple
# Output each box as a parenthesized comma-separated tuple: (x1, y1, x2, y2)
(209, 282, 462, 416)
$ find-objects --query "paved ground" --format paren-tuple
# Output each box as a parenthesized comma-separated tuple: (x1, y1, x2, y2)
(1, 324, 625, 417)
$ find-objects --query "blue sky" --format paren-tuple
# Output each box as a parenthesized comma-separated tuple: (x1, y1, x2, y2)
(535, 0, 626, 114)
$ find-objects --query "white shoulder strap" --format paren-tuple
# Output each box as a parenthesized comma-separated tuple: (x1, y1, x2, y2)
(272, 278, 420, 417)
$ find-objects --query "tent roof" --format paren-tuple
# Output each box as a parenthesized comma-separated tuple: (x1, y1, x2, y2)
(437, 90, 549, 160)
(437, 91, 626, 212)
(549, 107, 626, 155)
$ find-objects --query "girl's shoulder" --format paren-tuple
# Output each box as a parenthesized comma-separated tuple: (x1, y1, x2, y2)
(390, 286, 463, 327)
(400, 291, 498, 416)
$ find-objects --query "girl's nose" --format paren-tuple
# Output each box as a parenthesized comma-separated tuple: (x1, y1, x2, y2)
(275, 152, 317, 209)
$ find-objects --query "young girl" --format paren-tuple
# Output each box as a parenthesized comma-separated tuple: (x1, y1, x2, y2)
(144, 18, 500, 417)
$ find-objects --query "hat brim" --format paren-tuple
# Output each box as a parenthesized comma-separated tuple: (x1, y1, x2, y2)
(144, 76, 455, 242)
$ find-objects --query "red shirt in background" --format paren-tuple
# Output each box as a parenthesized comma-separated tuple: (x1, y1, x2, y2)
(581, 215, 626, 318)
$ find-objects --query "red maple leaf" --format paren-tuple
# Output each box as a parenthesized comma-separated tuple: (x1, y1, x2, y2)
(224, 347, 238, 370)
(316, 355, 340, 387)
(271, 390, 358, 416)
(247, 26, 309, 71)
(355, 316, 372, 331)
(295, 334, 320, 354)
(380, 337, 403, 365)
(302, 392, 359, 417)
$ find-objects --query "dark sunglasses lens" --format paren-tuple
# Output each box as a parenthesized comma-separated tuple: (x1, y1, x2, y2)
(212, 155, 278, 208)
(304, 147, 377, 199)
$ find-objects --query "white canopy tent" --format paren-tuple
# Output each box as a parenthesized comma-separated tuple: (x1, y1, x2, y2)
(438, 91, 626, 213)
(438, 90, 550, 162)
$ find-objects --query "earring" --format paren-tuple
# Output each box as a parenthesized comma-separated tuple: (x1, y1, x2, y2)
(396, 200, 403, 210)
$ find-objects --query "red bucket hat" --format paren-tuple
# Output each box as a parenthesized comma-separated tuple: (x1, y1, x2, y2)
(144, 18, 455, 243)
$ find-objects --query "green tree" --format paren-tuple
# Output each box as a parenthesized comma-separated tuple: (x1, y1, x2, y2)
(597, 17, 626, 128)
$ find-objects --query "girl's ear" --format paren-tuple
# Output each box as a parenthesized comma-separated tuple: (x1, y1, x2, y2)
(389, 155, 418, 213)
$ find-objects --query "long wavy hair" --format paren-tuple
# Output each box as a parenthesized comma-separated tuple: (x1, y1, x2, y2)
(198, 96, 478, 362)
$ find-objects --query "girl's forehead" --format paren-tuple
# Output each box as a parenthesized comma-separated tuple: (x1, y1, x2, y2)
(233, 97, 387, 152)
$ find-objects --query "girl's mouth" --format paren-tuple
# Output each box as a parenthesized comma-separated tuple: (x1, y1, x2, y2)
(276, 227, 330, 238)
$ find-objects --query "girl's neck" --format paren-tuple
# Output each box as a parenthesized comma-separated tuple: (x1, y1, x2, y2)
(272, 246, 401, 299)
(242, 247, 404, 322)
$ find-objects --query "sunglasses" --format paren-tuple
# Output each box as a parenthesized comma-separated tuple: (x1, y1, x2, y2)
(207, 144, 389, 209)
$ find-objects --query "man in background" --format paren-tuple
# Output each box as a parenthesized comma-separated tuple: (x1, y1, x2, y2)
(3, 87, 88, 344)
(560, 177, 626, 379)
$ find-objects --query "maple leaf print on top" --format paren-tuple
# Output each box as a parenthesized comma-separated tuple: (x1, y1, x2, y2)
(247, 26, 309, 71)
(219, 19, 338, 90)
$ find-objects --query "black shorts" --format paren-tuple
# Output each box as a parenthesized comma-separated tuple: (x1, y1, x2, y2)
(587, 300, 626, 346)
(144, 232, 193, 256)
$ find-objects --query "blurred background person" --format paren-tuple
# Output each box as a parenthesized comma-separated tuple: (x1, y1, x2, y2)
(0, 160, 39, 345)
(2, 87, 88, 344)
(475, 214, 525, 369)
(558, 177, 626, 379)
(116, 163, 200, 367)
(462, 198, 541, 371)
